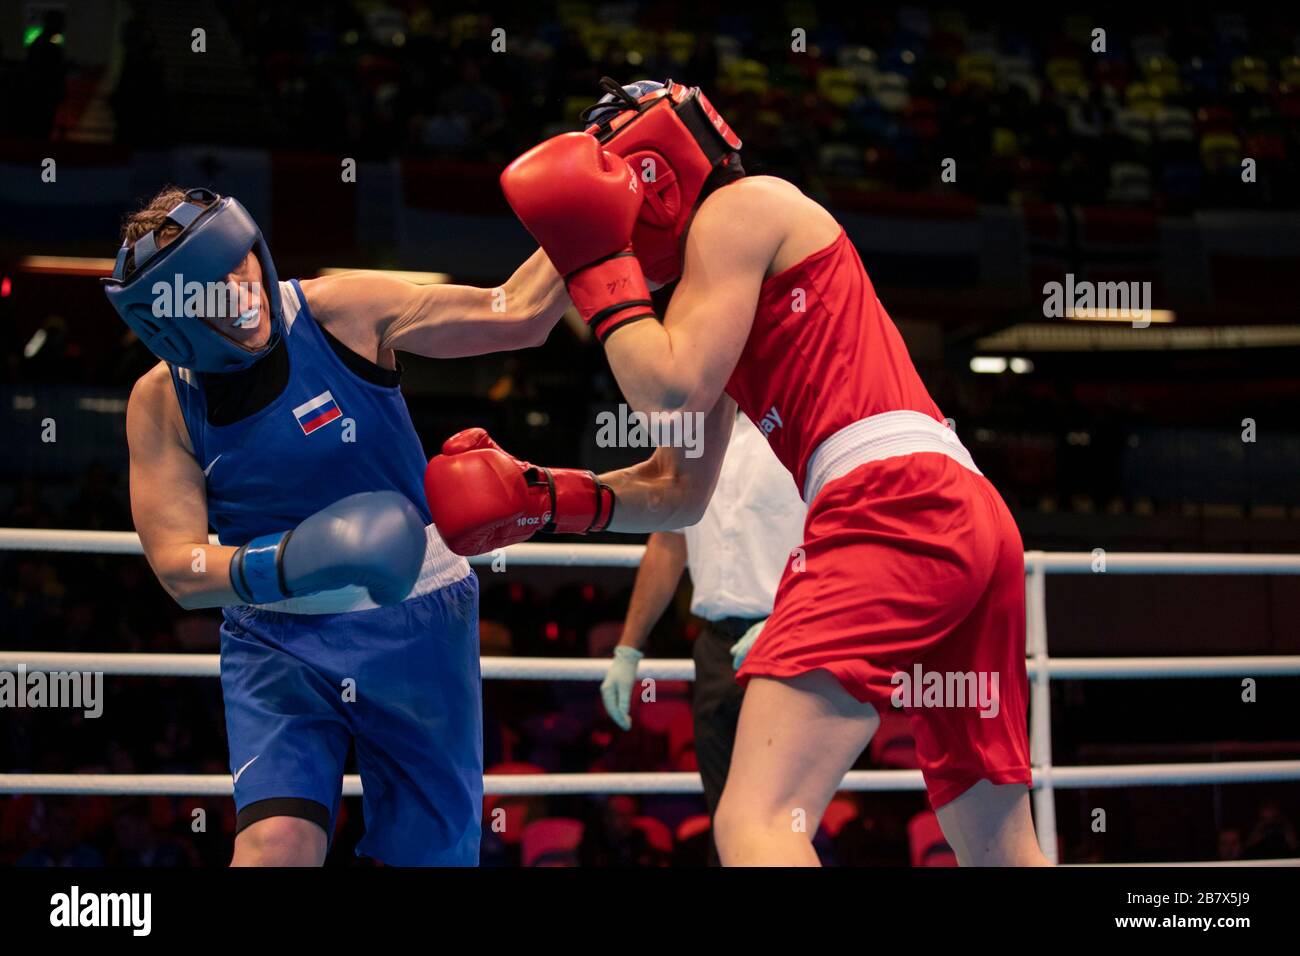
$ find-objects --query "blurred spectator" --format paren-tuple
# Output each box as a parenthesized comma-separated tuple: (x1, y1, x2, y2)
(2, 479, 57, 528)
(578, 795, 666, 867)
(65, 462, 130, 532)
(17, 799, 103, 867)
(1243, 801, 1297, 859)
(40, 4, 1291, 208)
(1217, 827, 1243, 861)
(106, 802, 193, 867)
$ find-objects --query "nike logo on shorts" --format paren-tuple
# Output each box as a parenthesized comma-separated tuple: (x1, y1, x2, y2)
(232, 755, 259, 784)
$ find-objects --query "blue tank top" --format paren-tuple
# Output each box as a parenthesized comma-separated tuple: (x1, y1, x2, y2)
(170, 280, 433, 546)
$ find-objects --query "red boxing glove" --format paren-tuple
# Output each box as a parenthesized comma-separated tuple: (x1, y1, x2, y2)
(424, 428, 616, 556)
(501, 132, 656, 342)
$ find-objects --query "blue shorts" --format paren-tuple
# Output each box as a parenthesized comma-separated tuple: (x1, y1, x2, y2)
(219, 573, 482, 866)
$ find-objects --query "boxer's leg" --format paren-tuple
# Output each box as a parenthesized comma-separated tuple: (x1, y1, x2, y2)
(915, 476, 1042, 865)
(349, 574, 483, 866)
(232, 815, 328, 867)
(713, 669, 879, 866)
(936, 779, 1046, 866)
(221, 607, 350, 867)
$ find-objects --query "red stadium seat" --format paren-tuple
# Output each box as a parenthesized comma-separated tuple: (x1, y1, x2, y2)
(665, 707, 695, 763)
(484, 762, 547, 847)
(676, 814, 712, 844)
(633, 815, 674, 855)
(521, 818, 584, 867)
(820, 796, 860, 839)
(637, 698, 692, 736)
(870, 710, 919, 768)
(908, 811, 958, 867)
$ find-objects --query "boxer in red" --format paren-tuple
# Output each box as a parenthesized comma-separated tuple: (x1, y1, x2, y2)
(426, 79, 1046, 866)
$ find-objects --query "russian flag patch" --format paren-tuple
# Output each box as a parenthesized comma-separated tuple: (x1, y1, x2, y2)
(293, 390, 342, 435)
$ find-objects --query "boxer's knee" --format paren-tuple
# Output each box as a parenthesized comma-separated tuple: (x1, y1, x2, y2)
(231, 815, 327, 866)
(714, 786, 791, 847)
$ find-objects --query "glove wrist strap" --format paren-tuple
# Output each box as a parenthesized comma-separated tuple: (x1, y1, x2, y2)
(566, 251, 655, 343)
(531, 468, 617, 535)
(230, 531, 290, 605)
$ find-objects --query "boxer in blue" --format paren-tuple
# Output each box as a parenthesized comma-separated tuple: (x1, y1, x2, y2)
(106, 187, 566, 865)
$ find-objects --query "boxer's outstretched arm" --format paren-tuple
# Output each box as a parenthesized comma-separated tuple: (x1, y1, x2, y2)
(300, 247, 569, 360)
(598, 395, 736, 532)
(600, 183, 779, 417)
(424, 398, 732, 552)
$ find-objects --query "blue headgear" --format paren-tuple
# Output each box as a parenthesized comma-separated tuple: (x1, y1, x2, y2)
(102, 188, 283, 372)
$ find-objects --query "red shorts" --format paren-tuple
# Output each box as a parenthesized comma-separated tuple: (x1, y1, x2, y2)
(737, 452, 1032, 809)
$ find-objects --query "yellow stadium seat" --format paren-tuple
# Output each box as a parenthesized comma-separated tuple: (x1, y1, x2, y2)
(817, 68, 862, 107)
(1141, 55, 1181, 97)
(1231, 56, 1270, 94)
(957, 52, 997, 88)
(1125, 81, 1163, 117)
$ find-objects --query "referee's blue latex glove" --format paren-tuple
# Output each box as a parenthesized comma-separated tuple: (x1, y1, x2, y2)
(600, 645, 643, 731)
(730, 619, 767, 671)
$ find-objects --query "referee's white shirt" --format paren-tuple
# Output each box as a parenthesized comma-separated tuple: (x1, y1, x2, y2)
(680, 412, 808, 621)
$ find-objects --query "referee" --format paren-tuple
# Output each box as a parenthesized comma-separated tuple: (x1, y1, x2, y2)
(600, 410, 807, 859)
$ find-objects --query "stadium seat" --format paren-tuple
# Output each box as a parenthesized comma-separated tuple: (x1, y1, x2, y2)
(637, 698, 692, 736)
(819, 796, 860, 838)
(870, 710, 919, 768)
(908, 811, 958, 867)
(522, 818, 584, 866)
(633, 815, 674, 855)
(484, 762, 548, 847)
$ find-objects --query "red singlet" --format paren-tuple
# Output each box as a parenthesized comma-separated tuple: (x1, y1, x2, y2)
(726, 229, 1032, 809)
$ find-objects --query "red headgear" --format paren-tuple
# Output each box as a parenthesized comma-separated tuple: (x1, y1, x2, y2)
(583, 79, 743, 284)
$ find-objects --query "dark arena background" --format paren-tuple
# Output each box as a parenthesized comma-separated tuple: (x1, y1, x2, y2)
(1, 0, 1298, 878)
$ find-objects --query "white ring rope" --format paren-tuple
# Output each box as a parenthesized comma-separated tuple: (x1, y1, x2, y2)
(0, 528, 650, 567)
(4, 528, 1299, 867)
(4, 761, 1299, 796)
(3, 652, 1300, 680)
(4, 528, 1300, 574)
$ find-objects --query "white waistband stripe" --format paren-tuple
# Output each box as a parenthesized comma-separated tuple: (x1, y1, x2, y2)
(802, 411, 982, 505)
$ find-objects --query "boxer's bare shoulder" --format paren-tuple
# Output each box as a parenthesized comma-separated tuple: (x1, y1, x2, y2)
(696, 174, 803, 222)
(127, 361, 191, 455)
(694, 175, 841, 276)
(128, 361, 179, 426)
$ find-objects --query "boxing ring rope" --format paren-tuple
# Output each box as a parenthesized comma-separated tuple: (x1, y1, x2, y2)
(5, 762, 1300, 796)
(4, 529, 1300, 866)
(5, 651, 1300, 680)
(0, 528, 649, 567)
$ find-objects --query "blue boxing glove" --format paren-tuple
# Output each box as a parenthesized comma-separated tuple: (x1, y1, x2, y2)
(730, 619, 766, 671)
(229, 491, 426, 607)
